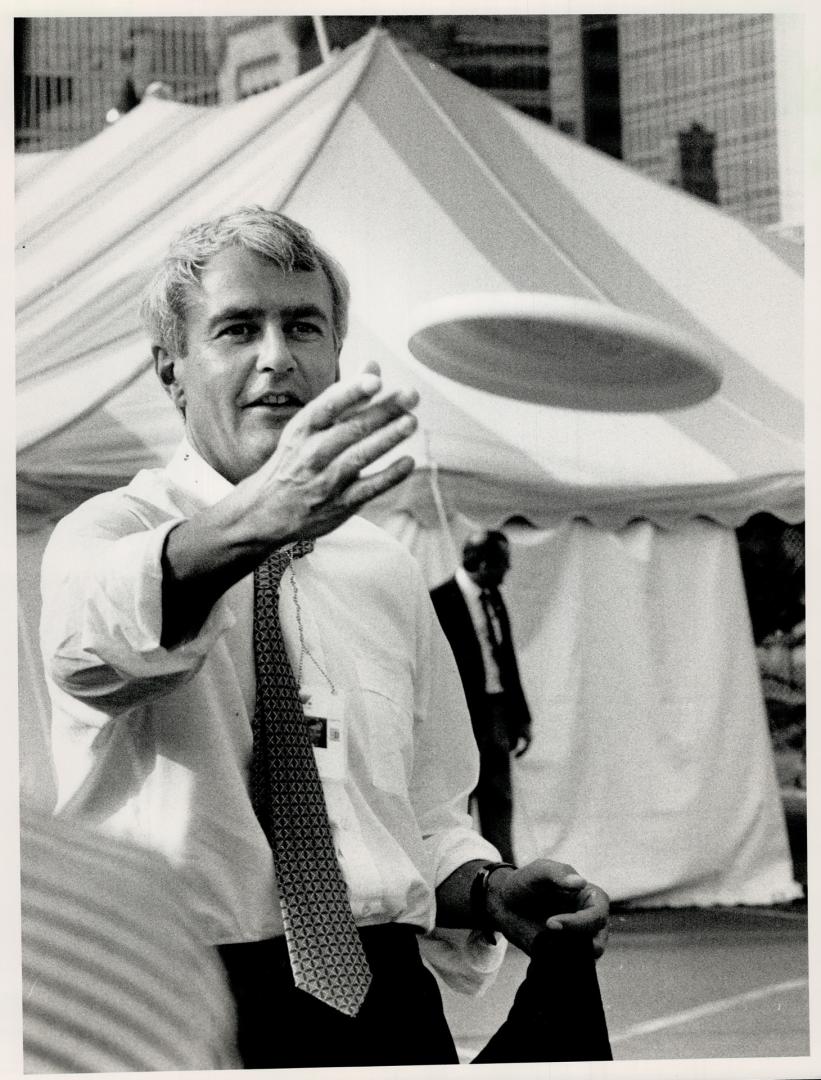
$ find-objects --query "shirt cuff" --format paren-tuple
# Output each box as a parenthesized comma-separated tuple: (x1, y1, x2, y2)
(419, 926, 507, 995)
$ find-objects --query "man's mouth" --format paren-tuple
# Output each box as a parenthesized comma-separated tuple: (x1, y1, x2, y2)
(247, 392, 303, 409)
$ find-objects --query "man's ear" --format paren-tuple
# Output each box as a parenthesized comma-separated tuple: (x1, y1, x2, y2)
(153, 345, 186, 414)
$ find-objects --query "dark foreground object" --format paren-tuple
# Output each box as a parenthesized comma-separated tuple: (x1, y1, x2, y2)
(473, 930, 613, 1064)
(220, 922, 611, 1068)
(219, 924, 458, 1068)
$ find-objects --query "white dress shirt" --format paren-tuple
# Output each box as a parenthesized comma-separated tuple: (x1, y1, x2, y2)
(40, 442, 503, 986)
(454, 567, 504, 694)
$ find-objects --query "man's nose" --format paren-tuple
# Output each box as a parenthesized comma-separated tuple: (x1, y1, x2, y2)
(256, 324, 294, 373)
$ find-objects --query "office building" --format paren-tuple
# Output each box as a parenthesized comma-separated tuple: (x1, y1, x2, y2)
(549, 13, 802, 229)
(15, 14, 802, 232)
(14, 17, 218, 150)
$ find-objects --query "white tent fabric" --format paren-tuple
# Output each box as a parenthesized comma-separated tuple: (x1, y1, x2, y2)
(505, 520, 795, 905)
(16, 30, 802, 905)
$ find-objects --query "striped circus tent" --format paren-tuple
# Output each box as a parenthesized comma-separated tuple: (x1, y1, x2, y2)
(15, 29, 802, 524)
(16, 30, 803, 906)
(21, 805, 239, 1072)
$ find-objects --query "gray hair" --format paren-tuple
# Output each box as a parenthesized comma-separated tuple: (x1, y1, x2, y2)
(140, 206, 350, 357)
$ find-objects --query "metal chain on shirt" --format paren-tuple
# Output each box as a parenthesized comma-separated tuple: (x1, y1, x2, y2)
(249, 539, 372, 1017)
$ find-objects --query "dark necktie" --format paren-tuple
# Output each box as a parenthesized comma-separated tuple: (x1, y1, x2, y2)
(480, 587, 505, 663)
(249, 540, 372, 1016)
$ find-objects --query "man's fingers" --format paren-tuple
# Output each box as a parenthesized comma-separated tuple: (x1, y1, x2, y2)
(521, 858, 585, 888)
(544, 885, 610, 935)
(337, 456, 415, 509)
(513, 732, 532, 758)
(301, 371, 384, 432)
(333, 380, 416, 425)
(311, 390, 419, 470)
(592, 925, 610, 959)
(545, 908, 607, 933)
(326, 413, 417, 490)
(531, 868, 587, 894)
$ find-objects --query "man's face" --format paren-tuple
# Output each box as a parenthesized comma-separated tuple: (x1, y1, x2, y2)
(470, 542, 510, 589)
(162, 246, 338, 483)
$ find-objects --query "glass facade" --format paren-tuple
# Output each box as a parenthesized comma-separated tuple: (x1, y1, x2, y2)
(15, 17, 219, 151)
(618, 14, 780, 224)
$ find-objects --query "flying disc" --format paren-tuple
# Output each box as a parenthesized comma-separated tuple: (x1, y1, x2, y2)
(407, 293, 723, 412)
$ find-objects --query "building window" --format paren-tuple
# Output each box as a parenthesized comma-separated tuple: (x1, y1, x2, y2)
(677, 121, 719, 203)
(581, 13, 622, 158)
(236, 55, 282, 99)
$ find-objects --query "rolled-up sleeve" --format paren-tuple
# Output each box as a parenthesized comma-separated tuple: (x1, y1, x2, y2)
(41, 498, 235, 718)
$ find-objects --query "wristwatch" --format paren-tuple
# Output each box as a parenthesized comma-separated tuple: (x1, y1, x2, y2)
(470, 861, 516, 943)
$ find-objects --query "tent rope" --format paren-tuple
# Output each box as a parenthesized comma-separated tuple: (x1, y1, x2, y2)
(423, 429, 459, 568)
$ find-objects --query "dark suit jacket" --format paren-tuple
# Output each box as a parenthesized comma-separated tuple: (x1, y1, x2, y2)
(430, 577, 531, 740)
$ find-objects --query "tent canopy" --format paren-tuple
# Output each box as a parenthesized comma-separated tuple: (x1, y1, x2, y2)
(16, 29, 803, 532)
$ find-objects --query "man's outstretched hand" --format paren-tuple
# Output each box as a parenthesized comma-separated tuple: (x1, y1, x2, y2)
(486, 859, 610, 958)
(237, 360, 419, 548)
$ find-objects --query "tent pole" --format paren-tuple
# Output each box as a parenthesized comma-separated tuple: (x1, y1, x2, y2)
(312, 16, 332, 63)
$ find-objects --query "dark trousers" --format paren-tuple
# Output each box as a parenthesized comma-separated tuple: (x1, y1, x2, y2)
(473, 930, 613, 1064)
(474, 693, 515, 863)
(218, 924, 458, 1069)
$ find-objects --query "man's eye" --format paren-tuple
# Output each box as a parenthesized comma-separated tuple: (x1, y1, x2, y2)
(220, 323, 256, 339)
(287, 321, 322, 338)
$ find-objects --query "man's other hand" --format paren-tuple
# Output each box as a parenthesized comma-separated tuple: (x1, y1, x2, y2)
(486, 859, 610, 959)
(512, 726, 532, 758)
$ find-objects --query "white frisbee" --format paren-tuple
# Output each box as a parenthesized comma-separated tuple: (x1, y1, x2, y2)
(407, 293, 723, 412)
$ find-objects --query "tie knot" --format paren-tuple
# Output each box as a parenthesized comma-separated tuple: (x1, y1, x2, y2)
(290, 537, 316, 561)
(257, 538, 316, 589)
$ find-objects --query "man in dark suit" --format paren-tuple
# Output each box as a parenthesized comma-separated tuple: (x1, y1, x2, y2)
(430, 530, 532, 863)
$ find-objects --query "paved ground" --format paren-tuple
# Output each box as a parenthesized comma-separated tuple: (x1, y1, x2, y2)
(438, 903, 809, 1065)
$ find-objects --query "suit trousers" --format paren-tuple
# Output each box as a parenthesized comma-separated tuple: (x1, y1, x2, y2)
(474, 692, 516, 863)
(217, 923, 458, 1068)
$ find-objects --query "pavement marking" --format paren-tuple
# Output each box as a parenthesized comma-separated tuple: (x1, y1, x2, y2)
(729, 907, 808, 922)
(610, 978, 809, 1044)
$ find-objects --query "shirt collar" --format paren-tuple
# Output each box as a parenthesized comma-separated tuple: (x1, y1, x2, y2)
(455, 565, 482, 599)
(165, 438, 235, 509)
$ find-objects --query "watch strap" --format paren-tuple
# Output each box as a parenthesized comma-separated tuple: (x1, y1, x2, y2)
(470, 861, 516, 943)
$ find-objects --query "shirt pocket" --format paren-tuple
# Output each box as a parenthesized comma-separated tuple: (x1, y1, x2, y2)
(358, 674, 415, 798)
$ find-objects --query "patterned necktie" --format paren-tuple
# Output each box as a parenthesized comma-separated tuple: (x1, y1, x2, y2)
(249, 540, 372, 1017)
